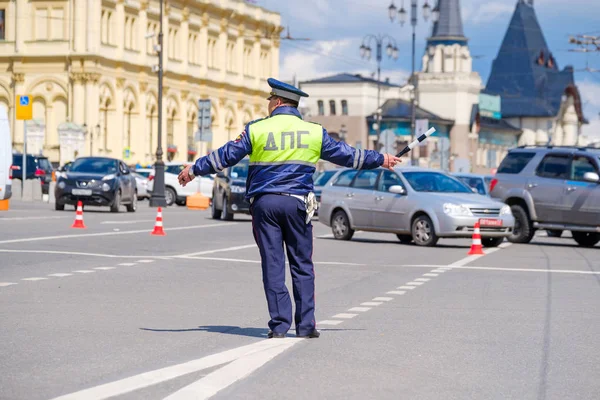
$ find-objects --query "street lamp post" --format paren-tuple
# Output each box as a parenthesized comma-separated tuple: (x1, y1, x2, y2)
(388, 0, 439, 165)
(149, 0, 166, 207)
(359, 34, 399, 151)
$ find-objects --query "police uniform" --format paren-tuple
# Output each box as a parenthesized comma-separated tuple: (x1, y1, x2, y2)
(190, 78, 384, 338)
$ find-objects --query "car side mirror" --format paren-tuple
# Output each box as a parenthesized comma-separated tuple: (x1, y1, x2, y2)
(583, 171, 600, 183)
(388, 185, 406, 195)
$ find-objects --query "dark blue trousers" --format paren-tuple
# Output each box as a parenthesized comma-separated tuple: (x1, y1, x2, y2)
(250, 194, 316, 336)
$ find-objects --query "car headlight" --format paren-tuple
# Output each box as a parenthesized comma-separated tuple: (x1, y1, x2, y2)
(230, 186, 245, 193)
(500, 205, 512, 215)
(102, 174, 116, 181)
(57, 181, 66, 189)
(102, 183, 111, 192)
(443, 203, 473, 216)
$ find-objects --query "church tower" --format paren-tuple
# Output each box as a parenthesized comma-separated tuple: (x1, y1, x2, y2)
(416, 0, 482, 168)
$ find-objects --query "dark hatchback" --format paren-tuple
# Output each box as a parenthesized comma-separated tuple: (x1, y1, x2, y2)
(211, 158, 250, 221)
(55, 157, 137, 212)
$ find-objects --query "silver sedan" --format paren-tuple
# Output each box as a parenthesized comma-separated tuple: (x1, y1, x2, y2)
(318, 167, 515, 247)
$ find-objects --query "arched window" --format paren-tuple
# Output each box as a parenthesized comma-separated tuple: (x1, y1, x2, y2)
(341, 100, 348, 115)
(317, 100, 324, 116)
(329, 100, 336, 116)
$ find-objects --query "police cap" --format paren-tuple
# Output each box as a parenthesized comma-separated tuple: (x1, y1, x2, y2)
(267, 78, 309, 103)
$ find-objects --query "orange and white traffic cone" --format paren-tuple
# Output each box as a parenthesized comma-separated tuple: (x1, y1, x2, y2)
(71, 201, 86, 229)
(151, 207, 166, 236)
(468, 221, 485, 255)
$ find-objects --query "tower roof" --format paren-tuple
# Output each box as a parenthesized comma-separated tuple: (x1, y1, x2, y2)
(427, 0, 467, 46)
(484, 0, 585, 121)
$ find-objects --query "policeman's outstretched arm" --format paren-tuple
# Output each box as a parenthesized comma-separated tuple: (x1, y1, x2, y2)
(319, 128, 401, 171)
(178, 127, 252, 186)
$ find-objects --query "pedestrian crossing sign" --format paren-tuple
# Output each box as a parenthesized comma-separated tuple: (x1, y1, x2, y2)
(16, 95, 32, 120)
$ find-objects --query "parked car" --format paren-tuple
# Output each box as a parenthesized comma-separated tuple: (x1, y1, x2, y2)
(313, 169, 340, 202)
(147, 162, 213, 206)
(453, 173, 493, 196)
(490, 145, 600, 247)
(54, 156, 138, 212)
(211, 157, 250, 220)
(132, 172, 150, 200)
(0, 106, 11, 201)
(319, 167, 515, 247)
(11, 153, 54, 194)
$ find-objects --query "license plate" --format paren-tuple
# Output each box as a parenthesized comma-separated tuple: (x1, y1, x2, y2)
(479, 218, 502, 227)
(72, 189, 92, 196)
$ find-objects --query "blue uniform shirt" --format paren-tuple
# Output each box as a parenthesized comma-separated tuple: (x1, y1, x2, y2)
(191, 106, 384, 199)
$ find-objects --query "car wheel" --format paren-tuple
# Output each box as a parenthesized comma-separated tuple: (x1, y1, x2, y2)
(546, 229, 563, 238)
(211, 193, 222, 219)
(396, 234, 412, 244)
(572, 232, 600, 247)
(482, 237, 504, 248)
(55, 202, 64, 211)
(175, 198, 186, 206)
(222, 197, 234, 221)
(331, 210, 354, 241)
(411, 215, 439, 247)
(126, 191, 137, 212)
(165, 187, 176, 206)
(507, 205, 534, 244)
(110, 190, 121, 213)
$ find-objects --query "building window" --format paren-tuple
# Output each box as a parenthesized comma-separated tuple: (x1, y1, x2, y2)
(34, 6, 65, 41)
(0, 9, 5, 40)
(341, 100, 348, 115)
(226, 41, 236, 72)
(329, 100, 336, 116)
(188, 32, 200, 65)
(207, 37, 217, 68)
(124, 16, 137, 50)
(101, 9, 115, 45)
(146, 22, 158, 54)
(317, 100, 324, 116)
(260, 50, 270, 78)
(168, 27, 180, 60)
(243, 45, 253, 76)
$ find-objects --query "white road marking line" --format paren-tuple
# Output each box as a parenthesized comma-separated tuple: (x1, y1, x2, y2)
(118, 263, 136, 266)
(431, 269, 447, 273)
(73, 270, 95, 274)
(176, 244, 257, 258)
(136, 260, 154, 263)
(22, 277, 48, 281)
(315, 261, 366, 266)
(316, 233, 334, 239)
(406, 282, 425, 286)
(348, 307, 371, 312)
(361, 302, 383, 306)
(0, 249, 171, 259)
(372, 297, 394, 301)
(397, 286, 416, 290)
(423, 273, 438, 277)
(415, 278, 430, 282)
(405, 264, 600, 275)
(48, 273, 73, 277)
(449, 255, 482, 267)
(164, 339, 300, 400)
(0, 282, 17, 287)
(332, 313, 358, 319)
(387, 291, 406, 295)
(94, 267, 116, 271)
(318, 320, 344, 326)
(499, 242, 512, 248)
(182, 256, 261, 264)
(100, 220, 156, 224)
(0, 222, 237, 245)
(49, 339, 299, 400)
(0, 216, 68, 221)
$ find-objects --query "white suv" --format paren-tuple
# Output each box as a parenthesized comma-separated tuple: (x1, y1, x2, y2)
(147, 162, 213, 206)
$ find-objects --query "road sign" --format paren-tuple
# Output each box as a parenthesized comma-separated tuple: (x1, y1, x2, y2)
(16, 95, 32, 120)
(197, 99, 212, 142)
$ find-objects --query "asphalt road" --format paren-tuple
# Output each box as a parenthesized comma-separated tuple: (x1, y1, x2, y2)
(1, 199, 599, 400)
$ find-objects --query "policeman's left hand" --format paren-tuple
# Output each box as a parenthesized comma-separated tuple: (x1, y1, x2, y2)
(382, 154, 402, 171)
(178, 165, 194, 187)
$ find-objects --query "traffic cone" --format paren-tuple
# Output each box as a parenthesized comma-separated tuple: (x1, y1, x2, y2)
(71, 201, 86, 229)
(468, 221, 485, 255)
(151, 207, 166, 236)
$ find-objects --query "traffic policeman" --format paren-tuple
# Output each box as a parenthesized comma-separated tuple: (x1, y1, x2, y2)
(178, 78, 402, 339)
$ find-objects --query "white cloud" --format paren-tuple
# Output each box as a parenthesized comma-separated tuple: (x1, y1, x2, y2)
(463, 2, 515, 24)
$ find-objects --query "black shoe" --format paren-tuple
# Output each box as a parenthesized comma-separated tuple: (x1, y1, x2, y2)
(267, 331, 286, 339)
(296, 329, 320, 338)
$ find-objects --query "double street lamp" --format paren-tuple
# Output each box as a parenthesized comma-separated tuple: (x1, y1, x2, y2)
(359, 34, 399, 150)
(388, 0, 439, 165)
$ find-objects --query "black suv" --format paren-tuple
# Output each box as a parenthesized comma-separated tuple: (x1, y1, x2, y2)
(211, 158, 250, 220)
(490, 146, 600, 247)
(11, 153, 54, 194)
(55, 157, 137, 212)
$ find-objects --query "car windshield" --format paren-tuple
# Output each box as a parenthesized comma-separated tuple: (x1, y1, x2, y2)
(456, 176, 486, 195)
(230, 159, 249, 179)
(314, 170, 337, 186)
(69, 158, 118, 174)
(36, 158, 53, 171)
(403, 171, 473, 193)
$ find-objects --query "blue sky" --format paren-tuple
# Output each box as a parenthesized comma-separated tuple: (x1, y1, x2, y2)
(255, 0, 600, 139)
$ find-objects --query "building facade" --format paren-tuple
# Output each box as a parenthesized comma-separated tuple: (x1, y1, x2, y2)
(0, 0, 281, 166)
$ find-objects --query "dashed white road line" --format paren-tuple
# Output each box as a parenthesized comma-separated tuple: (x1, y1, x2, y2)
(348, 307, 371, 312)
(118, 263, 136, 266)
(22, 277, 48, 281)
(318, 320, 344, 326)
(136, 260, 155, 263)
(332, 313, 359, 319)
(423, 273, 438, 277)
(406, 281, 425, 286)
(431, 269, 448, 273)
(361, 302, 383, 306)
(397, 286, 416, 290)
(0, 282, 17, 287)
(372, 297, 394, 302)
(94, 267, 116, 271)
(405, 264, 600, 275)
(48, 273, 73, 277)
(415, 278, 430, 282)
(73, 270, 95, 274)
(0, 249, 171, 259)
(387, 291, 406, 295)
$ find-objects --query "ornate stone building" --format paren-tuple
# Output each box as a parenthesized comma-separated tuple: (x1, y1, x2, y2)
(0, 0, 281, 166)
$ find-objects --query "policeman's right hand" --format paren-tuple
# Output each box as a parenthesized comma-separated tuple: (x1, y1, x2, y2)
(382, 154, 402, 171)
